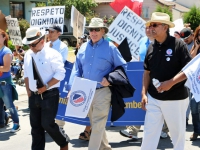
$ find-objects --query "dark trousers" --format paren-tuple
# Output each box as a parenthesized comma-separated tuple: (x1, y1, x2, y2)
(190, 98, 200, 134)
(29, 88, 68, 150)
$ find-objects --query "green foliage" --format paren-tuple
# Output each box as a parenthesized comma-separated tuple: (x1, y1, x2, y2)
(183, 6, 200, 31)
(49, 0, 98, 19)
(18, 19, 30, 38)
(155, 5, 173, 21)
(8, 40, 15, 51)
(103, 15, 116, 26)
(35, 2, 47, 7)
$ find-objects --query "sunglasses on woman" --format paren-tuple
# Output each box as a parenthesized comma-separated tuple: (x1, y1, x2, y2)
(88, 28, 101, 32)
(29, 38, 42, 47)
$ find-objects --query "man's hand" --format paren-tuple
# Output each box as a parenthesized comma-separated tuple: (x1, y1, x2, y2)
(141, 94, 148, 111)
(37, 86, 47, 94)
(157, 80, 173, 93)
(27, 89, 32, 97)
(100, 77, 110, 86)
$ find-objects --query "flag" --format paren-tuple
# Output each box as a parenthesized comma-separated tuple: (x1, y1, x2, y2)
(32, 57, 44, 89)
(182, 53, 200, 102)
(110, 0, 143, 16)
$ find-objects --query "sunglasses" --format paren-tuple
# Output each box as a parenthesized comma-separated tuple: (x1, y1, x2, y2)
(149, 23, 163, 28)
(88, 28, 101, 32)
(29, 38, 42, 47)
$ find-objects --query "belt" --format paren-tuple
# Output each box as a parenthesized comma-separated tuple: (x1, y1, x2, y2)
(96, 87, 105, 90)
(31, 88, 58, 99)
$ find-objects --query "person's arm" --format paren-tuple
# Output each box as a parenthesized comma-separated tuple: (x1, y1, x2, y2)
(190, 40, 200, 58)
(0, 54, 12, 72)
(141, 70, 150, 110)
(24, 77, 31, 97)
(157, 71, 187, 92)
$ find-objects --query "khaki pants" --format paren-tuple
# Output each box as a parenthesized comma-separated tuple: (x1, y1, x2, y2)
(88, 87, 112, 150)
(55, 119, 65, 128)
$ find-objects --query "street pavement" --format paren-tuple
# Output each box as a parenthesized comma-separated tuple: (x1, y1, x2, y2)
(0, 85, 200, 150)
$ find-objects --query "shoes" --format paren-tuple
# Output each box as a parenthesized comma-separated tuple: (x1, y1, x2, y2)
(10, 123, 20, 133)
(190, 133, 199, 141)
(79, 130, 91, 141)
(120, 129, 133, 138)
(60, 143, 68, 150)
(160, 131, 168, 139)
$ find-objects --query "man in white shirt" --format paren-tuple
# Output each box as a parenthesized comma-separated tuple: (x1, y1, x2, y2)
(22, 27, 69, 150)
(46, 25, 68, 62)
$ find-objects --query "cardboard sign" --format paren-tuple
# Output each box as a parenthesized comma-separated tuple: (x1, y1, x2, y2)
(30, 6, 65, 33)
(65, 77, 97, 118)
(107, 6, 146, 61)
(71, 6, 86, 39)
(0, 10, 7, 31)
(5, 16, 23, 46)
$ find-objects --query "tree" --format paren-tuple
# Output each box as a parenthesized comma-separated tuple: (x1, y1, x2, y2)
(183, 6, 200, 31)
(49, 0, 98, 19)
(155, 5, 173, 21)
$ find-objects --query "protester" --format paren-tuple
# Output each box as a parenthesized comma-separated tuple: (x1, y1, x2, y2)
(140, 12, 191, 150)
(68, 18, 126, 150)
(0, 29, 19, 132)
(45, 24, 68, 134)
(11, 45, 24, 79)
(174, 31, 181, 39)
(22, 27, 69, 150)
(186, 26, 200, 141)
(180, 28, 194, 52)
(46, 24, 68, 62)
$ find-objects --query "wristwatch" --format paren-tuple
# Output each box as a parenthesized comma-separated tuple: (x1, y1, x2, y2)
(45, 83, 49, 89)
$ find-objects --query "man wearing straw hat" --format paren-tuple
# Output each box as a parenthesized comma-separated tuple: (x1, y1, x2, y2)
(141, 12, 191, 150)
(68, 18, 126, 150)
(22, 27, 69, 150)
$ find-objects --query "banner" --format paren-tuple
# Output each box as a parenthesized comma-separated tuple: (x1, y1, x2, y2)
(71, 6, 86, 39)
(65, 77, 97, 118)
(5, 16, 23, 46)
(30, 6, 65, 33)
(0, 10, 7, 31)
(57, 61, 145, 126)
(107, 6, 146, 61)
(182, 53, 200, 102)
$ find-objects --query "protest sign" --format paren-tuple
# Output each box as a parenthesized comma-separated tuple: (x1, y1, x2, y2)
(5, 16, 23, 46)
(65, 77, 97, 118)
(71, 6, 86, 39)
(107, 6, 146, 61)
(0, 10, 7, 31)
(182, 53, 200, 102)
(30, 6, 65, 33)
(56, 61, 145, 126)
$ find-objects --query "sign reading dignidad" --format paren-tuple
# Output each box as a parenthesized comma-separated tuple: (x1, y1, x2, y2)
(5, 16, 23, 46)
(30, 6, 65, 33)
(107, 6, 146, 61)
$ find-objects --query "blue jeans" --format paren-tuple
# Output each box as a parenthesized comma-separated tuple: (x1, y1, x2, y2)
(11, 65, 20, 75)
(0, 83, 19, 126)
(190, 97, 200, 134)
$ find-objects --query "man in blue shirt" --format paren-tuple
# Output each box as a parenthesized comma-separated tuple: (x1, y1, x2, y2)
(68, 18, 126, 150)
(46, 25, 68, 62)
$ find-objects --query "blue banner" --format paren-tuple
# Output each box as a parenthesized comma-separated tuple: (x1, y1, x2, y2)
(56, 61, 145, 126)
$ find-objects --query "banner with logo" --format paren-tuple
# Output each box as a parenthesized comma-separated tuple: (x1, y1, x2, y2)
(56, 61, 145, 126)
(65, 77, 97, 118)
(30, 6, 65, 33)
(5, 16, 23, 46)
(182, 53, 200, 102)
(107, 6, 146, 61)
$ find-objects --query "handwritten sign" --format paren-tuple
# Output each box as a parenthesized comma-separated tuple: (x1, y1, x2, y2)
(107, 6, 146, 61)
(30, 6, 65, 33)
(5, 16, 23, 46)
